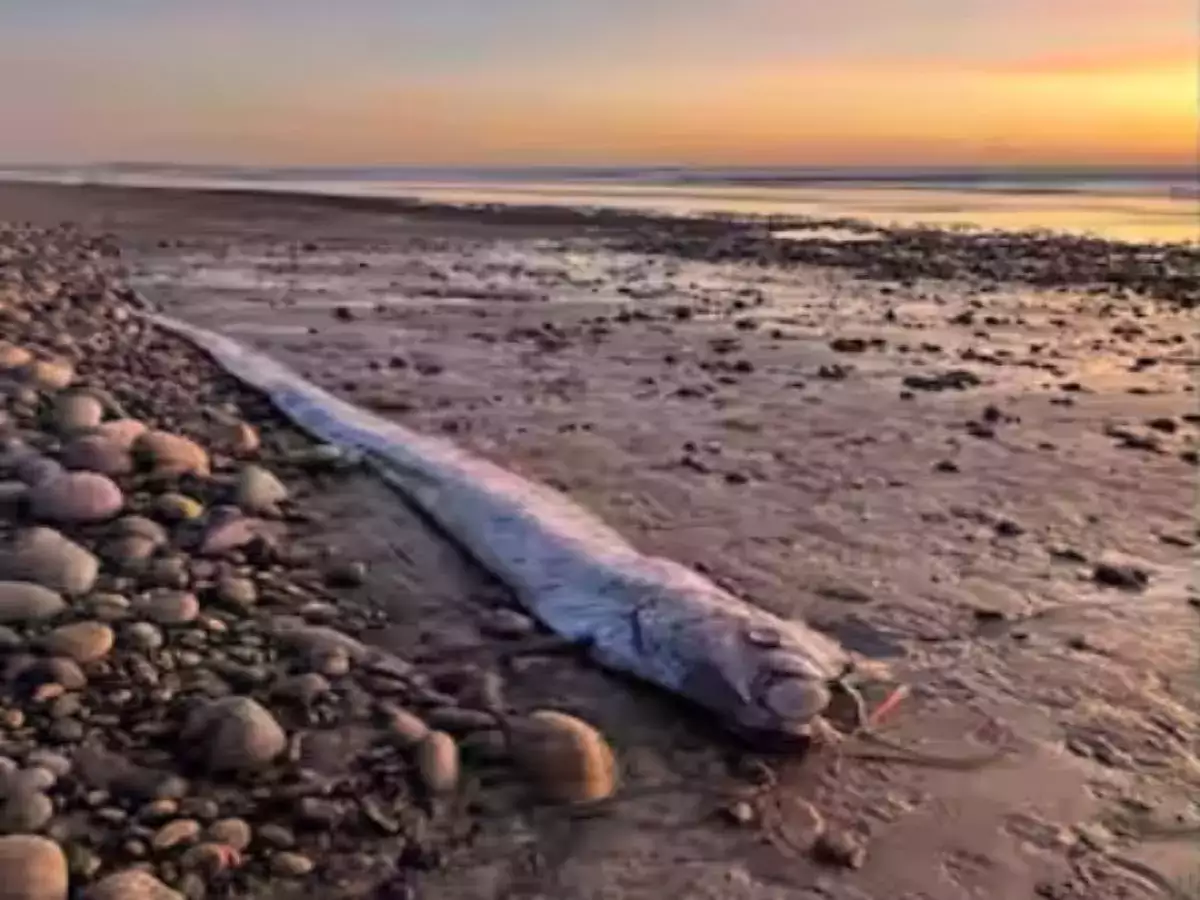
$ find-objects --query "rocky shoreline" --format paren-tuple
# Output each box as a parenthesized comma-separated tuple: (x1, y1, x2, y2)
(0, 222, 624, 899)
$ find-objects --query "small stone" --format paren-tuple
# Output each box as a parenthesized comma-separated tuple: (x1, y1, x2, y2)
(0, 835, 68, 900)
(153, 494, 204, 523)
(316, 647, 351, 677)
(64, 843, 102, 880)
(1093, 560, 1151, 591)
(508, 710, 618, 805)
(0, 583, 66, 624)
(183, 697, 287, 773)
(233, 465, 288, 516)
(323, 560, 367, 588)
(0, 343, 34, 371)
(1, 528, 98, 596)
(32, 657, 87, 690)
(479, 608, 536, 639)
(91, 419, 148, 451)
(213, 576, 256, 611)
(206, 818, 252, 852)
(270, 852, 314, 877)
(256, 823, 295, 849)
(85, 869, 184, 900)
(426, 707, 498, 734)
(0, 789, 54, 834)
(271, 673, 330, 706)
(813, 829, 868, 869)
(60, 435, 133, 476)
(24, 752, 70, 779)
(415, 731, 459, 795)
(125, 622, 165, 651)
(135, 590, 199, 626)
(13, 458, 64, 488)
(178, 843, 234, 878)
(197, 516, 273, 558)
(134, 432, 210, 478)
(51, 393, 104, 434)
(40, 622, 115, 663)
(28, 472, 123, 524)
(383, 707, 430, 748)
(223, 422, 260, 458)
(151, 818, 201, 851)
(21, 360, 74, 393)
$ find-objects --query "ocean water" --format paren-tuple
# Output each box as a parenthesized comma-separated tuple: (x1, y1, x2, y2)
(2, 164, 1197, 245)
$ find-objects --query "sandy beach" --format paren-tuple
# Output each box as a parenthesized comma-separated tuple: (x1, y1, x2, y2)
(0, 180, 1197, 899)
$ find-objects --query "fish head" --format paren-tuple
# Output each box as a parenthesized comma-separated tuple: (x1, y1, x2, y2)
(727, 623, 849, 748)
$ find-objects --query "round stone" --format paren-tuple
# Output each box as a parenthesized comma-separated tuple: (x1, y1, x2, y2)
(213, 575, 256, 610)
(59, 435, 133, 476)
(270, 852, 315, 877)
(150, 818, 201, 851)
(233, 465, 288, 516)
(134, 432, 210, 478)
(40, 622, 115, 664)
(21, 360, 73, 393)
(14, 458, 64, 488)
(111, 516, 169, 547)
(0, 344, 34, 372)
(91, 419, 148, 451)
(182, 697, 287, 773)
(0, 583, 66, 624)
(28, 472, 123, 523)
(223, 422, 260, 458)
(51, 393, 104, 434)
(0, 789, 54, 834)
(1, 528, 98, 596)
(206, 818, 252, 851)
(124, 622, 165, 651)
(508, 710, 618, 805)
(134, 590, 199, 626)
(153, 493, 204, 523)
(0, 835, 68, 900)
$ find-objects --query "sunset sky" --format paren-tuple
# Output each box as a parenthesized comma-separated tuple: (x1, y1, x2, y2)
(0, 0, 1195, 167)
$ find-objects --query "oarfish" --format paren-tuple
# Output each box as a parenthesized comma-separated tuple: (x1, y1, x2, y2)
(152, 314, 854, 744)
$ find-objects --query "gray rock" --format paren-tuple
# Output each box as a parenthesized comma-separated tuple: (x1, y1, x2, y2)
(28, 473, 123, 523)
(0, 789, 54, 834)
(1, 528, 98, 596)
(111, 515, 169, 547)
(0, 583, 66, 624)
(125, 622, 165, 651)
(233, 465, 288, 516)
(14, 458, 64, 488)
(213, 576, 256, 610)
(0, 835, 68, 900)
(182, 697, 287, 772)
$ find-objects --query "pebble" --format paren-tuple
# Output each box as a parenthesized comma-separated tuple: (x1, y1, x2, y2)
(323, 560, 367, 587)
(223, 421, 260, 457)
(85, 869, 184, 900)
(1093, 560, 1151, 590)
(0, 343, 34, 371)
(112, 515, 170, 547)
(134, 431, 211, 478)
(233, 465, 288, 516)
(21, 360, 74, 393)
(91, 418, 148, 450)
(14, 458, 65, 488)
(480, 608, 537, 639)
(415, 731, 459, 794)
(0, 789, 54, 834)
(40, 621, 115, 663)
(1, 528, 98, 595)
(183, 697, 287, 772)
(0, 583, 66, 624)
(256, 823, 295, 849)
(28, 472, 123, 523)
(59, 435, 133, 476)
(206, 817, 252, 851)
(383, 706, 431, 748)
(270, 851, 315, 877)
(0, 835, 68, 900)
(151, 818, 201, 851)
(153, 493, 205, 523)
(213, 575, 256, 610)
(508, 710, 618, 805)
(51, 392, 104, 434)
(135, 590, 200, 626)
(814, 829, 868, 869)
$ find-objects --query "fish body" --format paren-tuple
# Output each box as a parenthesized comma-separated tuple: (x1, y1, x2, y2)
(153, 315, 852, 742)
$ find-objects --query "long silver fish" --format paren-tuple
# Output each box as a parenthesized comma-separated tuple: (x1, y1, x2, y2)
(152, 314, 853, 744)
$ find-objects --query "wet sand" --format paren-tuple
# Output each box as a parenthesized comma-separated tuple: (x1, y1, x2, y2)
(1, 181, 1198, 899)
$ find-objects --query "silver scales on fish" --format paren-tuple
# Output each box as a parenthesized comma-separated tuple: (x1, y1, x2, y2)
(151, 313, 1009, 774)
